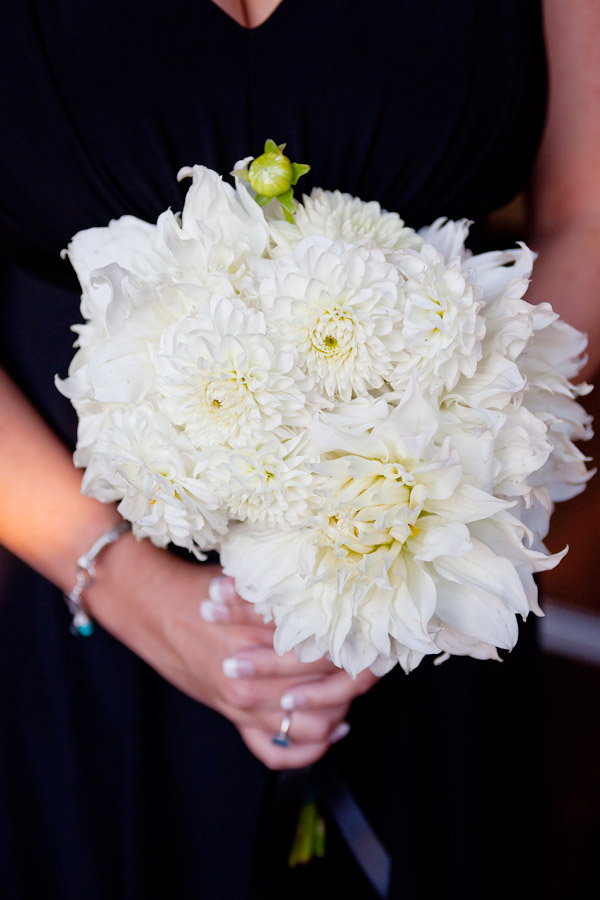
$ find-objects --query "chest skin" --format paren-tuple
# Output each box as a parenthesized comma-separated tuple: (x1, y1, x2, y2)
(210, 0, 285, 28)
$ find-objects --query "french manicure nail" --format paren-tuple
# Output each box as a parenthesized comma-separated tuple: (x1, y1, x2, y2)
(199, 600, 230, 623)
(280, 693, 308, 711)
(329, 722, 351, 744)
(209, 576, 237, 604)
(222, 658, 255, 678)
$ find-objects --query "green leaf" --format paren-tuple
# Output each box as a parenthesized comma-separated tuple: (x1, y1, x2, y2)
(264, 138, 280, 154)
(232, 166, 249, 182)
(254, 193, 271, 207)
(277, 187, 296, 223)
(291, 162, 311, 186)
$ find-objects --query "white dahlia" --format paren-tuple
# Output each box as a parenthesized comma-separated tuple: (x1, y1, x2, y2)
(418, 217, 471, 262)
(64, 214, 159, 318)
(206, 433, 316, 528)
(259, 235, 405, 401)
(155, 294, 312, 449)
(177, 164, 270, 259)
(515, 306, 594, 543)
(269, 188, 423, 256)
(81, 405, 226, 557)
(58, 263, 203, 412)
(149, 208, 260, 302)
(221, 381, 531, 677)
(390, 243, 485, 395)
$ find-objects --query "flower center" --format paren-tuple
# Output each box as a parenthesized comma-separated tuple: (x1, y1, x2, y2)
(318, 466, 425, 560)
(203, 379, 247, 413)
(311, 309, 355, 359)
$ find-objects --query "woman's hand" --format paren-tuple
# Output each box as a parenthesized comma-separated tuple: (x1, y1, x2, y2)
(201, 575, 379, 768)
(86, 531, 378, 769)
(0, 370, 379, 768)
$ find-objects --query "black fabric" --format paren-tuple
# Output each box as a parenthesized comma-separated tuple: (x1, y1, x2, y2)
(0, 2, 546, 898)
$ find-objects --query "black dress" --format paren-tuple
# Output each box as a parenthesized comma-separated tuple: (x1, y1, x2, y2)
(0, 3, 546, 898)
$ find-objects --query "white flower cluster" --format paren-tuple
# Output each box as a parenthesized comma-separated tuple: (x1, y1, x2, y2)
(58, 163, 593, 676)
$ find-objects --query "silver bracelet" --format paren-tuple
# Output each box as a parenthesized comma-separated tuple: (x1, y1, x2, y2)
(63, 520, 131, 636)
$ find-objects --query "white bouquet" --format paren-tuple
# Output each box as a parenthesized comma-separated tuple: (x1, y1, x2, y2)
(57, 141, 593, 677)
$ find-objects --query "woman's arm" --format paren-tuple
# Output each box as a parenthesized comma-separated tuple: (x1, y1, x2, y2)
(529, 1, 600, 598)
(527, 0, 600, 380)
(0, 368, 376, 767)
(0, 367, 123, 586)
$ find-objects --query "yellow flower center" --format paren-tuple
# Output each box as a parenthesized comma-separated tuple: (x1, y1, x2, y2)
(319, 467, 427, 560)
(311, 308, 355, 359)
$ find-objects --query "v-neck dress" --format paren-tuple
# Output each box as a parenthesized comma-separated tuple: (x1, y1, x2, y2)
(0, 3, 546, 898)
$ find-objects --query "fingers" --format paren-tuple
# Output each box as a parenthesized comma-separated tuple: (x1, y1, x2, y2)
(238, 718, 351, 770)
(221, 646, 338, 680)
(198, 573, 379, 770)
(219, 672, 317, 714)
(262, 707, 350, 745)
(215, 627, 376, 715)
(221, 657, 377, 716)
(199, 575, 272, 629)
(219, 672, 351, 743)
(277, 668, 380, 712)
(239, 725, 331, 769)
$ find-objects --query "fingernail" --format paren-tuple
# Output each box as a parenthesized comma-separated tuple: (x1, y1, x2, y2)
(329, 722, 351, 744)
(222, 658, 255, 678)
(199, 600, 230, 623)
(280, 693, 308, 711)
(209, 576, 237, 604)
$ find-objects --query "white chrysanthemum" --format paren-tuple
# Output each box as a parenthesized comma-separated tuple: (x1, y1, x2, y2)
(390, 243, 485, 394)
(445, 276, 591, 521)
(205, 433, 316, 528)
(150, 209, 261, 302)
(418, 217, 471, 262)
(492, 404, 552, 502)
(519, 303, 590, 388)
(70, 400, 125, 469)
(440, 370, 551, 512)
(156, 295, 313, 449)
(433, 402, 500, 494)
(467, 243, 535, 308)
(63, 215, 159, 320)
(62, 208, 241, 351)
(81, 406, 226, 558)
(259, 235, 405, 401)
(269, 188, 423, 256)
(59, 226, 190, 413)
(58, 263, 205, 410)
(221, 382, 545, 677)
(61, 166, 271, 376)
(514, 304, 593, 543)
(177, 164, 270, 259)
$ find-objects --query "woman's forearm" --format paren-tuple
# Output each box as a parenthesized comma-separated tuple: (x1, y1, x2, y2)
(529, 2, 600, 380)
(527, 215, 600, 381)
(0, 367, 119, 592)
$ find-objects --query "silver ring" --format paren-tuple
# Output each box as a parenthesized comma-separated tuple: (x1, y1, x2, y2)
(272, 713, 292, 747)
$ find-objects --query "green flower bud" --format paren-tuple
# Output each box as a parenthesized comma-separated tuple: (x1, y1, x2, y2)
(237, 140, 310, 224)
(248, 149, 293, 198)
